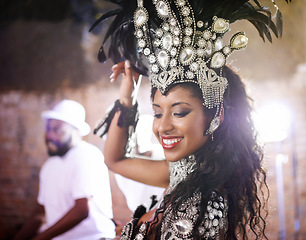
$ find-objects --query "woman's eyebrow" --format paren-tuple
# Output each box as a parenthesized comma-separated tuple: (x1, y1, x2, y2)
(153, 102, 191, 108)
(172, 102, 191, 107)
(152, 103, 160, 108)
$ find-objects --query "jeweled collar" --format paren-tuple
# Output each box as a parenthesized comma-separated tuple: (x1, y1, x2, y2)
(167, 154, 196, 194)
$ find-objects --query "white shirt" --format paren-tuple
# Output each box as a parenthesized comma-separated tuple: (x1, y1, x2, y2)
(38, 141, 115, 240)
(115, 174, 165, 212)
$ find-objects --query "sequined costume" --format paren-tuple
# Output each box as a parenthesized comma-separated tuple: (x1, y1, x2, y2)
(120, 157, 228, 239)
(121, 190, 228, 239)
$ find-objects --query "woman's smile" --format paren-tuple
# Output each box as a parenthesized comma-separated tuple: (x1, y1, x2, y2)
(160, 136, 183, 149)
(152, 85, 209, 162)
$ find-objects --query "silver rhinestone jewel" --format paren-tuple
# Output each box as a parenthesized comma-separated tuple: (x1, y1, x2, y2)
(184, 17, 192, 26)
(203, 30, 212, 40)
(138, 39, 146, 48)
(183, 36, 191, 45)
(162, 34, 173, 50)
(156, 28, 163, 37)
(190, 62, 199, 71)
(210, 229, 216, 237)
(205, 41, 213, 56)
(134, 8, 148, 26)
(143, 48, 150, 55)
(170, 18, 176, 26)
(136, 29, 143, 38)
(156, 1, 170, 18)
(140, 223, 147, 232)
(162, 23, 170, 31)
(152, 64, 159, 73)
(211, 52, 225, 68)
(149, 55, 156, 63)
(173, 36, 180, 46)
(214, 38, 223, 51)
(180, 47, 194, 64)
(135, 233, 144, 240)
(230, 32, 248, 49)
(158, 50, 169, 68)
(182, 6, 190, 16)
(153, 39, 161, 47)
(213, 202, 219, 208)
(197, 20, 204, 28)
(177, 0, 185, 7)
(170, 47, 177, 56)
(186, 71, 194, 79)
(213, 219, 219, 227)
(223, 46, 231, 55)
(170, 59, 177, 67)
(198, 38, 206, 48)
(174, 219, 193, 235)
(212, 18, 229, 33)
(208, 116, 221, 133)
(185, 27, 193, 36)
(173, 27, 180, 36)
(197, 48, 205, 57)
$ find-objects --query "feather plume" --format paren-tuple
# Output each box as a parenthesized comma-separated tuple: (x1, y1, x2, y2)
(91, 0, 291, 74)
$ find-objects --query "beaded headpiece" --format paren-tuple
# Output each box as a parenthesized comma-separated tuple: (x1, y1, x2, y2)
(133, 0, 247, 111)
(91, 0, 289, 134)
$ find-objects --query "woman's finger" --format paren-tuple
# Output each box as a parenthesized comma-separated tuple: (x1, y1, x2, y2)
(110, 62, 125, 82)
(124, 60, 133, 83)
(110, 61, 140, 84)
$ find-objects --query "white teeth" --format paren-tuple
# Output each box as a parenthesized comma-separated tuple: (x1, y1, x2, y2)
(162, 138, 182, 145)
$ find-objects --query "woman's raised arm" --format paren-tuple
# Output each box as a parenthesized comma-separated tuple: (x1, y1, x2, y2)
(103, 61, 169, 188)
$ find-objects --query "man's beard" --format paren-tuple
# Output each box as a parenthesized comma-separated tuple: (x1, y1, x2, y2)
(46, 136, 72, 157)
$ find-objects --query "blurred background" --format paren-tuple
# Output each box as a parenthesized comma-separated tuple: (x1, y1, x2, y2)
(0, 0, 305, 239)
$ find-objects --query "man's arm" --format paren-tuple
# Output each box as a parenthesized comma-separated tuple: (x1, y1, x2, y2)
(32, 198, 89, 240)
(13, 203, 45, 240)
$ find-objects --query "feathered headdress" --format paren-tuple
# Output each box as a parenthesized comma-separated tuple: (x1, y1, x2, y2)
(91, 0, 290, 135)
(91, 0, 289, 70)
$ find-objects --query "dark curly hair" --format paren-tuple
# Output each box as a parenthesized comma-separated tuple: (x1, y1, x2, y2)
(150, 66, 269, 239)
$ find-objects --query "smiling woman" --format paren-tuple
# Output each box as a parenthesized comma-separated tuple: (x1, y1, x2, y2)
(91, 0, 291, 239)
(97, 61, 268, 240)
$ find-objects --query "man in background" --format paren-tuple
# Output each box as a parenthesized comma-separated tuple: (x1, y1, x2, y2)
(14, 99, 115, 240)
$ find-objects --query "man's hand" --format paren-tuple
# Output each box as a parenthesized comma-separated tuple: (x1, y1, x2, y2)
(33, 198, 89, 240)
(13, 204, 45, 240)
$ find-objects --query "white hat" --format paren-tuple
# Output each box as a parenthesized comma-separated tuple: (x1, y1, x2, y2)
(41, 99, 91, 136)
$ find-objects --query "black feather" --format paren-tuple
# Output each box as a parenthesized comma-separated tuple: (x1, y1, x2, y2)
(89, 9, 121, 32)
(98, 47, 107, 63)
(91, 0, 291, 71)
(275, 9, 283, 37)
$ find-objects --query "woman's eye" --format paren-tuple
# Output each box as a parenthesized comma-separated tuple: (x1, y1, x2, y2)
(154, 113, 162, 119)
(174, 111, 190, 118)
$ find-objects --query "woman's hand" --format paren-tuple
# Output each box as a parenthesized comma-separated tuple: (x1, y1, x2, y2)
(110, 60, 140, 108)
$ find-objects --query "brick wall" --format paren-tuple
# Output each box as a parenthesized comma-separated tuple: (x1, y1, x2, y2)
(0, 76, 306, 239)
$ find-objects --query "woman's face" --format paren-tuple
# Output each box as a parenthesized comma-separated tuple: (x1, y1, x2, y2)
(152, 85, 209, 162)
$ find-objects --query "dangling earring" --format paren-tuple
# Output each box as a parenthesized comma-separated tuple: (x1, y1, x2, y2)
(204, 105, 223, 138)
(206, 115, 221, 135)
(204, 105, 221, 135)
